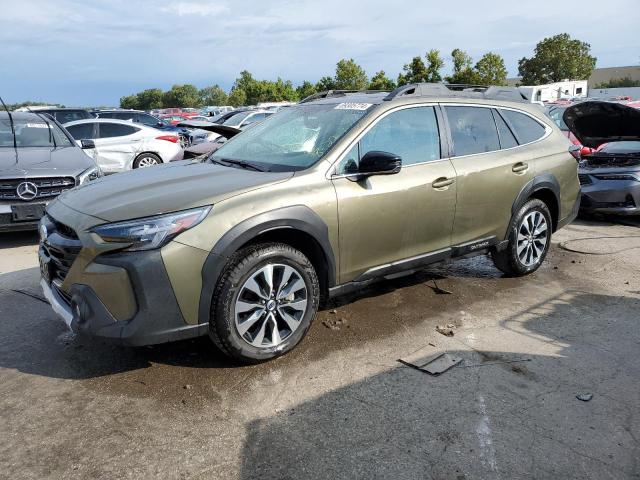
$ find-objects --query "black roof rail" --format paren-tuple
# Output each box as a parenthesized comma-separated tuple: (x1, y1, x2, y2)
(299, 89, 388, 104)
(384, 83, 527, 103)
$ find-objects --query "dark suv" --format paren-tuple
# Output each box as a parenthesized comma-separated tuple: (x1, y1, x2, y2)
(35, 108, 95, 125)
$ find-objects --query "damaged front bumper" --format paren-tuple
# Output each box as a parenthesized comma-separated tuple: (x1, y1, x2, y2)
(579, 169, 640, 215)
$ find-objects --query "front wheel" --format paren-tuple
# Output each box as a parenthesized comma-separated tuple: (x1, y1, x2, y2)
(491, 199, 552, 276)
(209, 243, 319, 363)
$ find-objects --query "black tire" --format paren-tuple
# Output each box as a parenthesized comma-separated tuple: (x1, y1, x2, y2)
(133, 153, 162, 169)
(491, 199, 552, 276)
(209, 242, 319, 363)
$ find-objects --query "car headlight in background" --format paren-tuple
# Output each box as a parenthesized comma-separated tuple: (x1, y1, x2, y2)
(92, 206, 211, 251)
(593, 174, 639, 182)
(78, 167, 103, 185)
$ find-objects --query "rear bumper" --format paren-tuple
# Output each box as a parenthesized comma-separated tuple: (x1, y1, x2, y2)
(579, 173, 640, 215)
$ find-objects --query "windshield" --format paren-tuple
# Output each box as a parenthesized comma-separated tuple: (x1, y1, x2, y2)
(0, 117, 73, 148)
(210, 103, 371, 171)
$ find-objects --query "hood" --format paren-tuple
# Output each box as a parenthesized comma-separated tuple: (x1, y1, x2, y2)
(56, 161, 293, 222)
(0, 146, 95, 177)
(177, 121, 242, 139)
(563, 101, 640, 148)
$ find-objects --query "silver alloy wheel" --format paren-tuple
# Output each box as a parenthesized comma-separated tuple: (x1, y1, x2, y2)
(517, 211, 548, 266)
(234, 263, 308, 348)
(137, 156, 160, 168)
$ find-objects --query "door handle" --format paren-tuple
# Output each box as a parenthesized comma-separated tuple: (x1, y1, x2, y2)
(432, 177, 454, 189)
(512, 162, 529, 173)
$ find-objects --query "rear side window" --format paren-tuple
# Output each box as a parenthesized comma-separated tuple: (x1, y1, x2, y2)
(98, 123, 138, 138)
(138, 113, 160, 126)
(500, 110, 546, 144)
(492, 109, 518, 149)
(66, 123, 95, 139)
(445, 106, 500, 156)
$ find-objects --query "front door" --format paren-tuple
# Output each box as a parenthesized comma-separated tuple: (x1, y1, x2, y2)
(331, 106, 457, 283)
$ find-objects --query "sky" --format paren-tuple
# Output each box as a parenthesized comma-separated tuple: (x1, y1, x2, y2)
(2, 0, 639, 106)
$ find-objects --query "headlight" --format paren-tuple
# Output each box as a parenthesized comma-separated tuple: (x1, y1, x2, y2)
(593, 174, 639, 182)
(78, 167, 103, 185)
(92, 206, 211, 251)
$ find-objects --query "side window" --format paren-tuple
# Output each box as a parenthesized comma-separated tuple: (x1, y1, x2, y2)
(65, 123, 95, 140)
(492, 109, 518, 149)
(336, 144, 360, 175)
(97, 112, 115, 119)
(98, 123, 138, 138)
(359, 107, 440, 166)
(445, 106, 500, 156)
(138, 114, 159, 126)
(500, 110, 547, 144)
(113, 112, 136, 122)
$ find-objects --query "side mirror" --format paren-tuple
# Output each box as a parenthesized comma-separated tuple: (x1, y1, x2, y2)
(358, 151, 402, 176)
(80, 139, 96, 149)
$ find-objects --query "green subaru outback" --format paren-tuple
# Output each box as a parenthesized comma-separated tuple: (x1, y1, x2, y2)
(39, 84, 580, 362)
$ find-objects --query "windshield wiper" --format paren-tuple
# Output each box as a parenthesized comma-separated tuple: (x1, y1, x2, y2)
(215, 157, 267, 172)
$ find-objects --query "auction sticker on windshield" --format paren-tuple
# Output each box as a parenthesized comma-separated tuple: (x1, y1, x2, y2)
(334, 103, 372, 111)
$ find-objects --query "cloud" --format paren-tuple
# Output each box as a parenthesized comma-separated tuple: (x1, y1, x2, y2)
(162, 1, 229, 17)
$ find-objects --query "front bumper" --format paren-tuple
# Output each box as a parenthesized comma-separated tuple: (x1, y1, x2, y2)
(579, 171, 640, 215)
(39, 228, 206, 345)
(0, 203, 47, 232)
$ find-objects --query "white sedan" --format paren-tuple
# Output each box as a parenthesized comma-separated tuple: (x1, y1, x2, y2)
(63, 119, 182, 173)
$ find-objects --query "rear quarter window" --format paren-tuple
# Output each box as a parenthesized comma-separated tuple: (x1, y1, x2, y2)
(500, 110, 547, 145)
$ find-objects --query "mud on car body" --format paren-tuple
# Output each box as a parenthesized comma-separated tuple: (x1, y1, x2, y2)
(39, 83, 580, 362)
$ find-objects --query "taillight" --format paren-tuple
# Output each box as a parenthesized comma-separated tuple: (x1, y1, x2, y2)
(156, 135, 179, 143)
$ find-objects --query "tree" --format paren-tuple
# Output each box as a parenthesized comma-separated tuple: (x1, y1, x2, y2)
(199, 85, 228, 106)
(296, 81, 317, 100)
(425, 49, 444, 83)
(334, 58, 369, 90)
(518, 33, 596, 85)
(397, 56, 429, 86)
(162, 84, 201, 108)
(369, 70, 396, 91)
(135, 88, 163, 110)
(595, 76, 640, 88)
(446, 48, 477, 84)
(120, 95, 139, 109)
(228, 87, 247, 107)
(474, 52, 508, 86)
(316, 76, 336, 91)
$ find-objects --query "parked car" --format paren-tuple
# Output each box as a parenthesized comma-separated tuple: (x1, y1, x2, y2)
(39, 84, 579, 362)
(209, 108, 252, 125)
(0, 111, 101, 231)
(29, 108, 95, 124)
(63, 119, 182, 173)
(174, 121, 243, 160)
(222, 110, 273, 129)
(563, 101, 640, 215)
(93, 109, 189, 146)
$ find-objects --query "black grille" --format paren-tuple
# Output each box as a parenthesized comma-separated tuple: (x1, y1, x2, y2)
(0, 177, 76, 201)
(578, 174, 592, 186)
(41, 217, 81, 283)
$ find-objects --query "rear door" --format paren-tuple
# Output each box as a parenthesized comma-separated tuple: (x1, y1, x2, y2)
(445, 105, 540, 245)
(93, 123, 142, 172)
(331, 105, 457, 282)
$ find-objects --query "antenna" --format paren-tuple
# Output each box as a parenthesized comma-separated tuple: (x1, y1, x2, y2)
(0, 95, 19, 164)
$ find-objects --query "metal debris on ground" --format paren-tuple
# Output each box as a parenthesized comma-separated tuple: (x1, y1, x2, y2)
(436, 325, 455, 336)
(576, 393, 593, 402)
(427, 280, 452, 295)
(398, 348, 463, 376)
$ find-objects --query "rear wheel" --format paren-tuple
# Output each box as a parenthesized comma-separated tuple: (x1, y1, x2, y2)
(209, 243, 319, 363)
(491, 199, 552, 276)
(133, 153, 162, 168)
